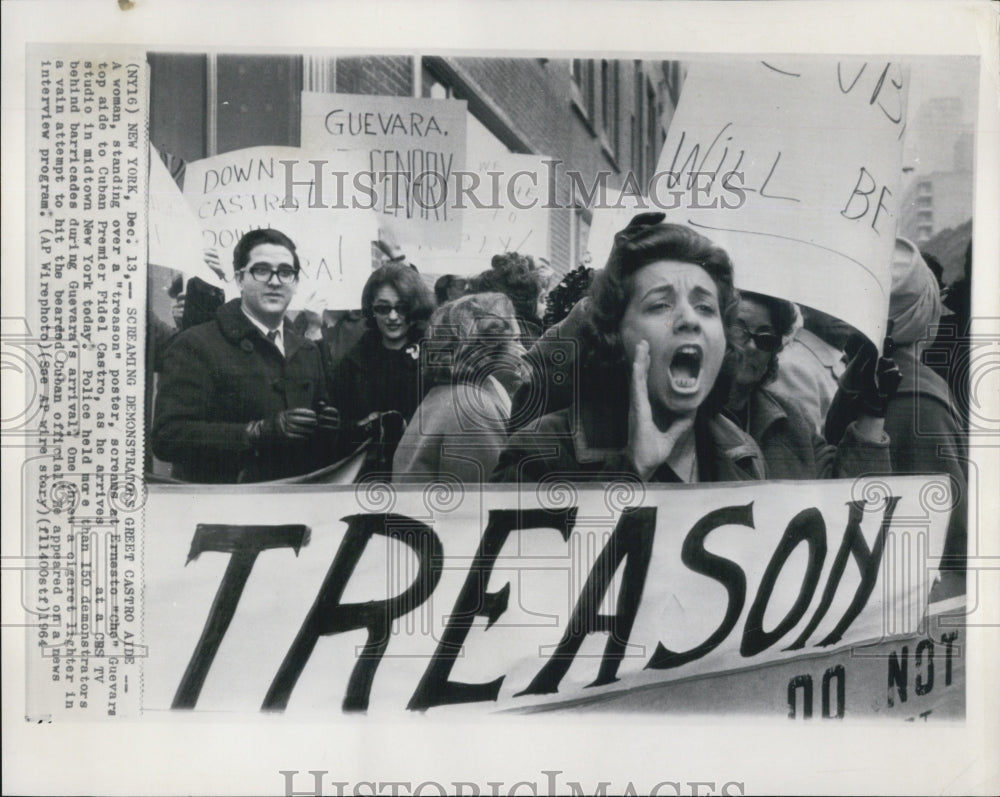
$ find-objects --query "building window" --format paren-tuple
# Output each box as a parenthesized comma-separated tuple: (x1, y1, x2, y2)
(215, 55, 303, 155)
(645, 78, 659, 188)
(601, 60, 620, 161)
(570, 59, 596, 125)
(149, 53, 303, 159)
(570, 204, 593, 270)
(632, 61, 644, 184)
(421, 62, 511, 159)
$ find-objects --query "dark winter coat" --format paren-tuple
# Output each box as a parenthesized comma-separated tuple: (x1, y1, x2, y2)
(883, 345, 967, 571)
(152, 299, 335, 483)
(491, 398, 766, 484)
(743, 388, 891, 480)
(328, 329, 424, 474)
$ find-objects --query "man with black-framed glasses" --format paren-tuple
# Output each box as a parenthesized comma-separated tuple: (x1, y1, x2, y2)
(152, 228, 340, 482)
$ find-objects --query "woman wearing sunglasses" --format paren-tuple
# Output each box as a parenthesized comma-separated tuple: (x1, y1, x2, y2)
(725, 291, 891, 480)
(330, 263, 435, 473)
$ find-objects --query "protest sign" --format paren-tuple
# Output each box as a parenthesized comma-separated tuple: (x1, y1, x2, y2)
(586, 192, 649, 271)
(589, 59, 907, 348)
(141, 476, 951, 716)
(520, 600, 965, 719)
(300, 92, 467, 249)
(182, 146, 378, 311)
(147, 144, 221, 286)
(410, 153, 552, 276)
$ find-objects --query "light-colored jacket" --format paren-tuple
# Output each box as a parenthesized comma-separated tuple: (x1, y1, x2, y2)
(771, 328, 845, 435)
(393, 376, 511, 486)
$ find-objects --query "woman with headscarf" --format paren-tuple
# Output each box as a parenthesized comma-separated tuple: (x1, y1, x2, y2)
(881, 238, 968, 594)
(493, 213, 767, 484)
(330, 263, 435, 473)
(725, 291, 891, 479)
(392, 292, 525, 485)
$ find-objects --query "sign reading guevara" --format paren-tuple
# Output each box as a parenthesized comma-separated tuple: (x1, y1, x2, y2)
(300, 92, 467, 249)
(142, 476, 951, 715)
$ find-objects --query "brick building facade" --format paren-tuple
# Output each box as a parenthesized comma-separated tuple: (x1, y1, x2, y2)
(148, 53, 681, 277)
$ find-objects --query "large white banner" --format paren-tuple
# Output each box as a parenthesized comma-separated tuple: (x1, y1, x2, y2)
(141, 477, 950, 716)
(590, 59, 907, 348)
(301, 92, 467, 249)
(181, 146, 379, 311)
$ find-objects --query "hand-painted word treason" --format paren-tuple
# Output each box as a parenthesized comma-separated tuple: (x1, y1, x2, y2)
(171, 497, 900, 713)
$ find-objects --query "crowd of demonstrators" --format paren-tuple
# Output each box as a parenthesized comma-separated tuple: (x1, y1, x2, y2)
(150, 221, 967, 589)
(392, 293, 525, 484)
(145, 149, 966, 587)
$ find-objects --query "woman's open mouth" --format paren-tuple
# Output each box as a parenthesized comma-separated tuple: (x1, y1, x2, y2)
(668, 344, 703, 394)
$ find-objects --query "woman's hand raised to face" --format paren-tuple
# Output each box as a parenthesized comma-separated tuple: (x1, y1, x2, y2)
(627, 340, 696, 481)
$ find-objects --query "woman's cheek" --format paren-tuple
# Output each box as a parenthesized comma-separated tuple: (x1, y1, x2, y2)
(619, 322, 639, 360)
(703, 322, 723, 365)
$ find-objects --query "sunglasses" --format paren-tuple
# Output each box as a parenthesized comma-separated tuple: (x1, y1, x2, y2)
(372, 301, 411, 317)
(733, 323, 781, 353)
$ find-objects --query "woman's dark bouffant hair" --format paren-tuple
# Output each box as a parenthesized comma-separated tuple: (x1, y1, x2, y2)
(469, 252, 543, 323)
(737, 290, 798, 386)
(584, 212, 741, 414)
(361, 263, 435, 340)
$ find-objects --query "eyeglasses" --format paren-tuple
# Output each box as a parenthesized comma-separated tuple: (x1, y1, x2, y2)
(372, 301, 410, 317)
(242, 265, 299, 285)
(732, 323, 781, 353)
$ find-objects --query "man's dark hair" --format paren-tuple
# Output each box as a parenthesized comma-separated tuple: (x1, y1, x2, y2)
(232, 228, 301, 274)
